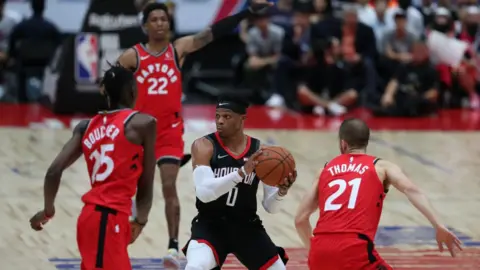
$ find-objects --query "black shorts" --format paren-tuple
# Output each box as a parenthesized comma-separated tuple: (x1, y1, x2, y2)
(182, 215, 289, 269)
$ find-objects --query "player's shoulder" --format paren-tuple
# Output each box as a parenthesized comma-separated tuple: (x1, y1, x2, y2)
(191, 136, 214, 153)
(127, 112, 156, 130)
(73, 119, 90, 135)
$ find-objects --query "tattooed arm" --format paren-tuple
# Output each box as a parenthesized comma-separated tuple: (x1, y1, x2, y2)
(173, 29, 213, 63)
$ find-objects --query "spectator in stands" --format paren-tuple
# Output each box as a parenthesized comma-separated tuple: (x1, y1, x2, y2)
(269, 6, 315, 108)
(297, 37, 360, 116)
(8, 0, 61, 103)
(381, 10, 416, 79)
(377, 42, 438, 116)
(270, 0, 294, 30)
(357, 0, 377, 26)
(0, 0, 20, 101)
(417, 0, 436, 26)
(386, 0, 424, 39)
(312, 4, 377, 105)
(361, 0, 393, 53)
(244, 12, 284, 102)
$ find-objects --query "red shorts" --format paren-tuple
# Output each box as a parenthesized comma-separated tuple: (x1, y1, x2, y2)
(76, 204, 131, 270)
(308, 233, 392, 270)
(155, 120, 184, 162)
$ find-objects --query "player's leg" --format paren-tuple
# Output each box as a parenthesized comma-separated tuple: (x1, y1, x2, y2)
(231, 220, 288, 270)
(182, 217, 228, 270)
(77, 205, 131, 270)
(155, 126, 185, 267)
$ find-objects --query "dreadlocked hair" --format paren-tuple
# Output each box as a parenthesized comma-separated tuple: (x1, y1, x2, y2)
(100, 62, 134, 108)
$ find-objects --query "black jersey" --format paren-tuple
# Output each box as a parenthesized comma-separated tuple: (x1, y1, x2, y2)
(196, 132, 261, 220)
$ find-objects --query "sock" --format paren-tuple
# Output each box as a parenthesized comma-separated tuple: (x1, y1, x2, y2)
(168, 238, 179, 251)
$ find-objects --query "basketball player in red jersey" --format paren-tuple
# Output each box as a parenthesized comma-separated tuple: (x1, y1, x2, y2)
(117, 1, 273, 267)
(295, 118, 463, 270)
(29, 65, 157, 270)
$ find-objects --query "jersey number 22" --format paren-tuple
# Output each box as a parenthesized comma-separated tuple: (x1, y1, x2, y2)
(148, 77, 168, 95)
(89, 144, 114, 184)
(324, 178, 361, 211)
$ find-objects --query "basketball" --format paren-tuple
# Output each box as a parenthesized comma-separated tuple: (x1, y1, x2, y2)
(255, 146, 296, 186)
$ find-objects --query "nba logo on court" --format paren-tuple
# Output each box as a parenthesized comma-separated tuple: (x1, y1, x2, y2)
(75, 33, 99, 83)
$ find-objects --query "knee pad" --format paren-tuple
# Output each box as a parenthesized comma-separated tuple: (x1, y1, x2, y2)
(266, 256, 287, 270)
(185, 240, 218, 270)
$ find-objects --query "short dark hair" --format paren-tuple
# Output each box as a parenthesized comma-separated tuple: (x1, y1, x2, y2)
(338, 118, 370, 149)
(100, 64, 135, 108)
(142, 2, 169, 24)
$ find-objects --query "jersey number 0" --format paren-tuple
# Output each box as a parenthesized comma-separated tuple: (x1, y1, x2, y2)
(147, 77, 168, 95)
(89, 144, 115, 184)
(324, 178, 362, 211)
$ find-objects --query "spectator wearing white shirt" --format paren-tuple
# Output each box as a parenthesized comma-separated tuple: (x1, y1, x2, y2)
(386, 0, 424, 39)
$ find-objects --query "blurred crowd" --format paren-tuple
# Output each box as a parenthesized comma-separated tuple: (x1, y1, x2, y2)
(240, 0, 480, 117)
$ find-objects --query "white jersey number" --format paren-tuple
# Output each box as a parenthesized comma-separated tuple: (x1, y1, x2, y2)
(147, 77, 168, 95)
(89, 144, 115, 184)
(324, 178, 362, 211)
(226, 187, 239, 207)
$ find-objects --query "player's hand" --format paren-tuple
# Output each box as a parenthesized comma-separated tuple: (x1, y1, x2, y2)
(29, 210, 54, 231)
(278, 170, 297, 196)
(243, 149, 263, 175)
(249, 0, 274, 14)
(130, 219, 146, 244)
(435, 225, 463, 257)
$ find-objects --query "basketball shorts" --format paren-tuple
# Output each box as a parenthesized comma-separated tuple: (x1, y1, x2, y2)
(77, 204, 131, 270)
(155, 119, 184, 164)
(182, 215, 289, 269)
(308, 233, 392, 270)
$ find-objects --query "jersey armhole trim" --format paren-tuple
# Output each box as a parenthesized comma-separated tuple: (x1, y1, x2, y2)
(124, 111, 139, 125)
(204, 135, 216, 164)
(132, 46, 140, 73)
(324, 161, 329, 168)
(83, 119, 93, 136)
(171, 43, 182, 71)
(373, 158, 381, 165)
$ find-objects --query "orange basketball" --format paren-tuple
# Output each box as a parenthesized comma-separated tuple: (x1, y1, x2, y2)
(255, 146, 296, 186)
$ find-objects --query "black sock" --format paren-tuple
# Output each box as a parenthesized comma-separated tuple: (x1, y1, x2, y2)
(168, 238, 178, 251)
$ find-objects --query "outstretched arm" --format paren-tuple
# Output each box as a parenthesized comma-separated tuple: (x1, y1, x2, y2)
(295, 174, 320, 249)
(44, 120, 88, 215)
(380, 160, 442, 227)
(174, 0, 272, 62)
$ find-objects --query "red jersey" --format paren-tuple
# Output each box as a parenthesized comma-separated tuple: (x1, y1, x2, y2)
(81, 109, 144, 215)
(313, 154, 386, 240)
(133, 43, 182, 123)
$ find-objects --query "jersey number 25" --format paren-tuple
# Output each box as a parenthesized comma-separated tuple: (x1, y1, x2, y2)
(324, 178, 361, 211)
(89, 144, 115, 184)
(147, 77, 168, 95)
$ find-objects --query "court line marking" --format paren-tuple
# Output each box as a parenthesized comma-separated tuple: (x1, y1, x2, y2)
(370, 137, 453, 175)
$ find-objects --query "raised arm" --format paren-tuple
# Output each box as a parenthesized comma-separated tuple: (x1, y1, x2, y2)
(30, 120, 87, 230)
(174, 0, 272, 62)
(379, 160, 463, 256)
(295, 173, 320, 250)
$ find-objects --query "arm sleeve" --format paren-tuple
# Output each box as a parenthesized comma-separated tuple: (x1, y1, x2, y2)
(193, 165, 243, 203)
(261, 183, 284, 213)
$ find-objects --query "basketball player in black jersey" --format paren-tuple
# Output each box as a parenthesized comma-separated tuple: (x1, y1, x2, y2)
(183, 97, 296, 270)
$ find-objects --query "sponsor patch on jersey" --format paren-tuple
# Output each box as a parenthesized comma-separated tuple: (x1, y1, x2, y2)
(75, 33, 99, 83)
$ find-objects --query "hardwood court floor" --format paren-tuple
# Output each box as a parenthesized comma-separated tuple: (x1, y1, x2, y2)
(0, 105, 479, 269)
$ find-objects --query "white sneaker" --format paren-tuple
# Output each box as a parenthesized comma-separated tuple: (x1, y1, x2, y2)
(163, 248, 181, 269)
(313, 106, 326, 116)
(327, 102, 347, 116)
(266, 94, 285, 107)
